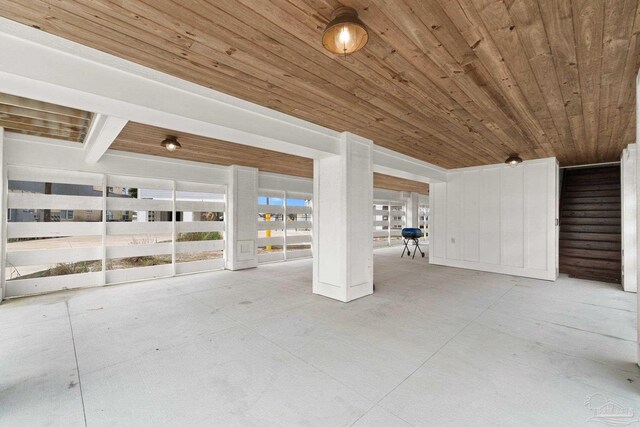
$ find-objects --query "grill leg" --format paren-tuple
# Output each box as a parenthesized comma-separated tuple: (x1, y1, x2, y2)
(401, 238, 410, 258)
(414, 239, 425, 258)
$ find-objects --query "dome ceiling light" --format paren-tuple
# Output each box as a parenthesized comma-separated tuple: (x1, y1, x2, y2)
(322, 6, 369, 56)
(161, 135, 181, 152)
(505, 154, 523, 167)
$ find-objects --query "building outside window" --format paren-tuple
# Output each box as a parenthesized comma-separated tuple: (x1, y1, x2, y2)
(60, 210, 74, 220)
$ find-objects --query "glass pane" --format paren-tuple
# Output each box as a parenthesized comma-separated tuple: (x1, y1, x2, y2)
(175, 189, 225, 266)
(6, 179, 103, 280)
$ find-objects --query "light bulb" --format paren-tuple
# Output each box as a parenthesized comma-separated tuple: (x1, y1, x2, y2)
(322, 7, 369, 55)
(339, 26, 351, 44)
(335, 25, 357, 54)
(166, 143, 177, 151)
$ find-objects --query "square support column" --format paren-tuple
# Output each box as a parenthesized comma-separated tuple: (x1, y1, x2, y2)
(622, 145, 637, 293)
(225, 165, 258, 270)
(406, 192, 420, 228)
(313, 132, 373, 302)
(0, 127, 5, 302)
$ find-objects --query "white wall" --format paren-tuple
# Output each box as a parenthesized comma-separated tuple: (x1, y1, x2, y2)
(621, 145, 637, 293)
(430, 157, 558, 280)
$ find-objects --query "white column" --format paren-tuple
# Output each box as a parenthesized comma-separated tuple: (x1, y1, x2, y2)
(636, 138, 640, 366)
(0, 127, 5, 301)
(406, 192, 419, 229)
(636, 70, 640, 367)
(226, 165, 258, 270)
(622, 145, 637, 293)
(313, 132, 373, 302)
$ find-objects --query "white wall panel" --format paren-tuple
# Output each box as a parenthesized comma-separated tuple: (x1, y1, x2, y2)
(479, 168, 501, 265)
(462, 171, 479, 262)
(500, 166, 525, 268)
(445, 172, 462, 260)
(525, 162, 549, 271)
(430, 158, 558, 280)
(431, 183, 446, 259)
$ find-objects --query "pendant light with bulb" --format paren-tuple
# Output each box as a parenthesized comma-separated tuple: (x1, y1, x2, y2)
(322, 7, 369, 56)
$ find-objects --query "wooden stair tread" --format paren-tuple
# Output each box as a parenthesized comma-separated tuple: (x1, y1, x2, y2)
(558, 166, 621, 285)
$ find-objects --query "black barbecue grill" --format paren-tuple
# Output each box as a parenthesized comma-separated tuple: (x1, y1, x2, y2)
(401, 228, 425, 259)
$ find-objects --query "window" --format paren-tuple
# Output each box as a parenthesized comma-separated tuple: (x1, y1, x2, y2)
(373, 200, 406, 247)
(257, 193, 285, 263)
(285, 195, 312, 259)
(5, 175, 103, 283)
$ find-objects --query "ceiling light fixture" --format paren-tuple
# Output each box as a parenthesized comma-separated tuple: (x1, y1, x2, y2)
(505, 154, 523, 167)
(322, 6, 369, 56)
(161, 135, 181, 152)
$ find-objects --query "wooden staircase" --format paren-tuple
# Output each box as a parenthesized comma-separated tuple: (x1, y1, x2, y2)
(559, 166, 621, 284)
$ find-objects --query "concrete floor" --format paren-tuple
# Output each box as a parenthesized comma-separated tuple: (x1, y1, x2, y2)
(1, 246, 638, 426)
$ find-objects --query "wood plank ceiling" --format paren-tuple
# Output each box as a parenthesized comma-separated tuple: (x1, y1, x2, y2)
(112, 122, 429, 194)
(3, 1, 639, 168)
(0, 93, 92, 142)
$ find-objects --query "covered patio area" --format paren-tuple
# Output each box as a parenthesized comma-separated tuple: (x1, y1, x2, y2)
(2, 246, 637, 426)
